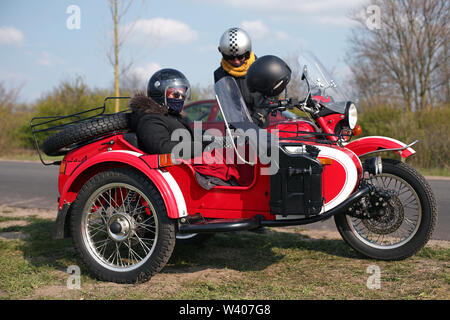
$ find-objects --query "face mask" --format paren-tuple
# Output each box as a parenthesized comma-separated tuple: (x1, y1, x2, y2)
(167, 98, 185, 113)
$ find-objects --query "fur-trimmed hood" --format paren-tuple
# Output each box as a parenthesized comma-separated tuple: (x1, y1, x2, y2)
(128, 92, 167, 114)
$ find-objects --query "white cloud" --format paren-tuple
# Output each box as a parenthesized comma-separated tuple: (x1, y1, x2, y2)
(208, 0, 365, 14)
(315, 16, 358, 26)
(130, 62, 162, 82)
(0, 26, 24, 45)
(204, 0, 365, 27)
(123, 18, 198, 46)
(37, 51, 64, 67)
(240, 21, 269, 40)
(240, 20, 289, 42)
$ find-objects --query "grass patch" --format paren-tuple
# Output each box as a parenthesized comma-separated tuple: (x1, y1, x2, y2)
(0, 217, 448, 300)
(418, 167, 450, 177)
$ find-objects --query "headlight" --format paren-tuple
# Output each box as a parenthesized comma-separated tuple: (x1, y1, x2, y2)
(284, 145, 306, 154)
(346, 102, 358, 129)
(364, 156, 383, 175)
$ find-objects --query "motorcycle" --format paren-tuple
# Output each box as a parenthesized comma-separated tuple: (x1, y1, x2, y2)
(30, 52, 437, 283)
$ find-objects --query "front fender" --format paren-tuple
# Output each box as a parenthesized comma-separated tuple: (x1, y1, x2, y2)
(345, 136, 417, 158)
(58, 150, 187, 219)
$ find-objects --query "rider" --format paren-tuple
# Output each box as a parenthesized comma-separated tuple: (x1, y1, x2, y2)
(214, 27, 270, 128)
(129, 68, 246, 189)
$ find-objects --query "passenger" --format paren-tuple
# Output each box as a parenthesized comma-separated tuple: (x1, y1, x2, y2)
(129, 68, 246, 189)
(214, 27, 270, 128)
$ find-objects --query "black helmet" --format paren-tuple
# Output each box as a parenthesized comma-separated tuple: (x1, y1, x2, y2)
(147, 68, 191, 112)
(246, 55, 291, 97)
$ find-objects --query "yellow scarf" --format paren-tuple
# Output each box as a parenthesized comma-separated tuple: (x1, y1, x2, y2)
(221, 51, 256, 77)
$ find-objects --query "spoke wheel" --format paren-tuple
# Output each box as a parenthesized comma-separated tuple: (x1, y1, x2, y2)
(347, 173, 421, 250)
(334, 159, 437, 260)
(82, 183, 158, 272)
(70, 168, 175, 283)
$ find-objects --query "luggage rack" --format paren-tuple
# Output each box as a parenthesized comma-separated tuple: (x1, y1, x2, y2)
(30, 96, 130, 166)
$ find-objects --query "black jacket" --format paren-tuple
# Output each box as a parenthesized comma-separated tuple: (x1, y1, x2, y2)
(214, 64, 270, 128)
(128, 94, 202, 158)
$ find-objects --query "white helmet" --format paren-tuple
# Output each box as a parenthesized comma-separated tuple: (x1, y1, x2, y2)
(218, 27, 252, 58)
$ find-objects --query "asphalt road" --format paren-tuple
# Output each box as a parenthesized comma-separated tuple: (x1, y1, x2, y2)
(0, 160, 448, 240)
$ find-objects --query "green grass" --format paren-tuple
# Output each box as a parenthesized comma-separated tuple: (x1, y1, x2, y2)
(418, 167, 450, 177)
(0, 149, 62, 163)
(0, 214, 449, 300)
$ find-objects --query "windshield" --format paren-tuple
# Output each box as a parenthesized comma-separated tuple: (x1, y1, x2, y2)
(214, 77, 253, 124)
(299, 51, 349, 114)
(214, 77, 272, 166)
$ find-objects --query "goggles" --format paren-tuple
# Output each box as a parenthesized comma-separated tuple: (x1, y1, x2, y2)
(222, 52, 249, 61)
(166, 87, 187, 100)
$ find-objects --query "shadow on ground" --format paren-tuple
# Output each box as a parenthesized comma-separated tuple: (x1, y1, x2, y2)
(4, 218, 361, 280)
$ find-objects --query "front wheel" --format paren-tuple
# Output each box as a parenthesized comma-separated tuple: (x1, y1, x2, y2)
(70, 168, 176, 283)
(334, 159, 437, 260)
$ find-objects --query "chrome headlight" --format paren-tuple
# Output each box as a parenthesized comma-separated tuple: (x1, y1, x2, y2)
(346, 102, 358, 129)
(364, 156, 383, 175)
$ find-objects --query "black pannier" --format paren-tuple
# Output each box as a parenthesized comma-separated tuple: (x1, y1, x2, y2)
(270, 144, 323, 216)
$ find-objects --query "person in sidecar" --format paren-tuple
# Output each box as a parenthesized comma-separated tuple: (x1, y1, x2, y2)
(214, 27, 271, 128)
(129, 68, 197, 157)
(129, 68, 248, 189)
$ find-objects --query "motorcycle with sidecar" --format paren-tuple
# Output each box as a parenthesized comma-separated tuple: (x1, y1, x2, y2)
(30, 52, 437, 283)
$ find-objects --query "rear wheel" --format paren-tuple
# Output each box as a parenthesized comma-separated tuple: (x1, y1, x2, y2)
(334, 159, 437, 260)
(70, 168, 176, 283)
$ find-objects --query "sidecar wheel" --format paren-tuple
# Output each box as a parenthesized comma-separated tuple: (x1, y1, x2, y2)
(70, 168, 176, 283)
(334, 159, 437, 260)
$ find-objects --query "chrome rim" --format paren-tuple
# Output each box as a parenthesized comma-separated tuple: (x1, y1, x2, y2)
(81, 183, 158, 272)
(347, 173, 422, 250)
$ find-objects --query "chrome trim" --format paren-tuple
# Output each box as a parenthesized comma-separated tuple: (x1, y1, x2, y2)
(358, 140, 418, 157)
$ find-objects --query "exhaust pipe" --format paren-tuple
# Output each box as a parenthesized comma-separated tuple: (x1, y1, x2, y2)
(260, 185, 371, 227)
(178, 185, 370, 232)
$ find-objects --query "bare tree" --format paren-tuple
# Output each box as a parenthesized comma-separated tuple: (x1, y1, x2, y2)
(347, 0, 449, 111)
(107, 0, 146, 112)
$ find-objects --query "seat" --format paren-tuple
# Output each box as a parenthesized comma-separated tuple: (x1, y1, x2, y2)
(123, 132, 140, 149)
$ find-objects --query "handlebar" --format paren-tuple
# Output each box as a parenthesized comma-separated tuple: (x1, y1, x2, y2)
(261, 97, 319, 115)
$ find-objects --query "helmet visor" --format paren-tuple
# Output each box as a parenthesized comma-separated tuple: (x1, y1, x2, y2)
(166, 86, 188, 100)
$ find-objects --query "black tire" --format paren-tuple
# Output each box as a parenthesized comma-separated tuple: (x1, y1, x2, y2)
(70, 168, 176, 283)
(176, 233, 214, 245)
(42, 113, 130, 156)
(334, 159, 437, 260)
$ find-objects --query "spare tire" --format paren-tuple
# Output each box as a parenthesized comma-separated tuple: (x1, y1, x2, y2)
(42, 113, 130, 156)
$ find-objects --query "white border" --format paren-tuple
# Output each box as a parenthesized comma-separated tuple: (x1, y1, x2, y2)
(108, 150, 187, 218)
(316, 145, 359, 212)
(157, 170, 188, 218)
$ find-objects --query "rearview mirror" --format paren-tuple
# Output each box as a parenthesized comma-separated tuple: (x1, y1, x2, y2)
(301, 65, 308, 80)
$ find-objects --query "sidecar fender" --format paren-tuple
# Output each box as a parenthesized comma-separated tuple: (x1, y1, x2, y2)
(57, 150, 187, 219)
(344, 136, 417, 158)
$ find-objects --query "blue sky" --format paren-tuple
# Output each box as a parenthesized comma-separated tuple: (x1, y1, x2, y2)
(0, 0, 367, 103)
